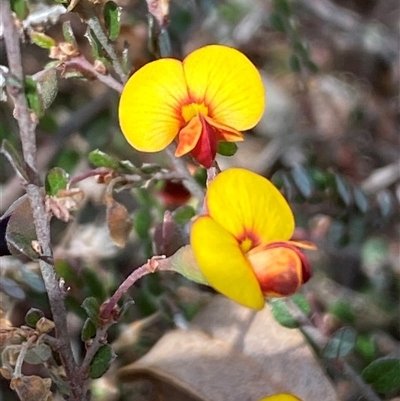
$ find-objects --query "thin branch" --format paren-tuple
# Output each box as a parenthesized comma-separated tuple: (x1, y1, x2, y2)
(64, 55, 124, 93)
(2, 4, 86, 400)
(100, 257, 165, 319)
(86, 11, 128, 84)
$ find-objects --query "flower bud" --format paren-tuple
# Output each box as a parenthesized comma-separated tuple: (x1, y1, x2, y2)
(247, 242, 312, 297)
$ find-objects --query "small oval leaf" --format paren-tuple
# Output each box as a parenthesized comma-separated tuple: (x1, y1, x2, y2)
(62, 21, 78, 47)
(81, 297, 100, 327)
(269, 299, 298, 329)
(29, 32, 56, 49)
(104, 1, 121, 41)
(290, 165, 314, 198)
(105, 195, 132, 247)
(25, 308, 45, 327)
(89, 344, 116, 379)
(81, 318, 96, 342)
(362, 358, 400, 394)
(217, 142, 238, 157)
(323, 327, 357, 359)
(45, 167, 69, 196)
(88, 149, 120, 169)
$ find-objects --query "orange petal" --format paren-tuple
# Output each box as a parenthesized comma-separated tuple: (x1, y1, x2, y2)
(191, 215, 264, 310)
(206, 168, 295, 245)
(247, 245, 306, 297)
(183, 45, 265, 131)
(119, 58, 188, 152)
(175, 114, 203, 157)
(202, 115, 244, 142)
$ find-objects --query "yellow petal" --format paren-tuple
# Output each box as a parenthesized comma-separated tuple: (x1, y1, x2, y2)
(259, 394, 303, 401)
(119, 58, 188, 152)
(206, 168, 295, 245)
(183, 45, 265, 131)
(191, 216, 264, 310)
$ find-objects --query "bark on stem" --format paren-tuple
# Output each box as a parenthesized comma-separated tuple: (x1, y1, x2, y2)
(2, 4, 86, 400)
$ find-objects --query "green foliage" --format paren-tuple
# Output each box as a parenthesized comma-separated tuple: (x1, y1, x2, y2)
(29, 32, 56, 49)
(45, 167, 69, 196)
(329, 300, 356, 324)
(269, 299, 298, 329)
(24, 76, 44, 117)
(362, 358, 400, 394)
(173, 205, 196, 225)
(134, 208, 153, 239)
(322, 327, 357, 359)
(217, 142, 238, 157)
(1, 140, 28, 181)
(81, 318, 96, 342)
(89, 344, 116, 379)
(88, 149, 121, 170)
(25, 308, 45, 327)
(10, 0, 28, 20)
(81, 297, 100, 327)
(104, 1, 121, 41)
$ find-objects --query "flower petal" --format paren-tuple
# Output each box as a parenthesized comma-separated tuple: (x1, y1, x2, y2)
(206, 168, 295, 245)
(183, 45, 265, 131)
(191, 216, 264, 310)
(119, 59, 188, 152)
(259, 394, 303, 401)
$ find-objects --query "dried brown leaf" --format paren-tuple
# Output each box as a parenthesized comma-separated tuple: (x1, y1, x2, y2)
(10, 375, 53, 401)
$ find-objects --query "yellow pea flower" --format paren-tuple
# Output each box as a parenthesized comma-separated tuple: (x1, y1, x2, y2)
(191, 168, 315, 310)
(118, 45, 265, 168)
(259, 394, 304, 401)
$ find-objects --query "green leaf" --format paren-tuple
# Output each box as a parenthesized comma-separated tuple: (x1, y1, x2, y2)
(104, 1, 121, 41)
(24, 344, 52, 364)
(29, 32, 56, 49)
(269, 12, 286, 33)
(173, 205, 196, 225)
(140, 163, 161, 175)
(353, 187, 369, 214)
(322, 327, 357, 359)
(20, 266, 45, 292)
(25, 308, 45, 327)
(335, 174, 352, 206)
(88, 149, 120, 169)
(10, 0, 28, 20)
(89, 344, 116, 379)
(45, 167, 69, 196)
(291, 293, 311, 316)
(24, 76, 44, 117)
(288, 54, 301, 72)
(362, 358, 400, 393)
(329, 300, 355, 324)
(33, 68, 58, 110)
(273, 0, 291, 17)
(5, 196, 39, 260)
(290, 165, 313, 198)
(217, 142, 238, 157)
(81, 297, 100, 327)
(355, 334, 376, 363)
(134, 208, 152, 239)
(1, 139, 28, 181)
(269, 298, 298, 329)
(81, 318, 96, 342)
(62, 21, 78, 47)
(85, 28, 102, 60)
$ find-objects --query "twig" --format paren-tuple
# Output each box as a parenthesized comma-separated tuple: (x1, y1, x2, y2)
(2, 4, 86, 400)
(100, 257, 165, 319)
(64, 55, 124, 93)
(165, 144, 205, 206)
(86, 11, 128, 84)
(69, 167, 113, 187)
(13, 336, 36, 378)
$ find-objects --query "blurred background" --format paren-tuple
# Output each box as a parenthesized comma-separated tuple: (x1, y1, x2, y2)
(0, 0, 399, 400)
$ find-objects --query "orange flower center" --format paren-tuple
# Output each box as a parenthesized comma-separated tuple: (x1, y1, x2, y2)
(181, 102, 209, 123)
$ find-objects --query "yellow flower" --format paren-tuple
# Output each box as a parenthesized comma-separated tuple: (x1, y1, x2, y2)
(259, 394, 304, 401)
(118, 45, 265, 168)
(190, 168, 315, 310)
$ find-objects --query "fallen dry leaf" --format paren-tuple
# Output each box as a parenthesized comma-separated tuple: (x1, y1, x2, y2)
(118, 296, 339, 401)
